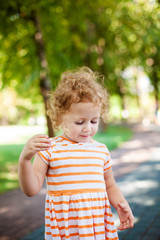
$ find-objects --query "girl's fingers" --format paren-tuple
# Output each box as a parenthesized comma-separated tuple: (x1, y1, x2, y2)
(129, 215, 135, 228)
(28, 135, 51, 146)
(36, 148, 50, 152)
(32, 135, 51, 143)
(118, 216, 134, 230)
(35, 139, 51, 145)
(33, 134, 49, 139)
(32, 135, 51, 145)
(35, 142, 51, 149)
(35, 136, 50, 142)
(118, 221, 129, 230)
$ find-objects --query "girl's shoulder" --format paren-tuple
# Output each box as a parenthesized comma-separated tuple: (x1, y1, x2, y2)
(93, 140, 109, 151)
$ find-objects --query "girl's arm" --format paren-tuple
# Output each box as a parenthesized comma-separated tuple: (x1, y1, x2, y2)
(18, 134, 51, 197)
(104, 167, 134, 230)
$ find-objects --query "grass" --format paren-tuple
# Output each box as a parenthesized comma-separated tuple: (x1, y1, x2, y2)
(94, 124, 133, 150)
(0, 144, 25, 194)
(0, 124, 133, 194)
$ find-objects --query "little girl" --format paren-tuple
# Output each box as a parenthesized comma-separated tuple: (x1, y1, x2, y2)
(18, 67, 134, 240)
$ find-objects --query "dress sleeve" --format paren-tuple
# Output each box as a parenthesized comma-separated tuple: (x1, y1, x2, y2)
(38, 148, 51, 165)
(104, 147, 112, 173)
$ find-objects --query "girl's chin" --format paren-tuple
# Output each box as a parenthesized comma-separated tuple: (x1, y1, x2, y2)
(79, 136, 91, 143)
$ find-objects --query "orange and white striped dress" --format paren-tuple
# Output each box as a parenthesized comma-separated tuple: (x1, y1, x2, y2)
(38, 136, 118, 240)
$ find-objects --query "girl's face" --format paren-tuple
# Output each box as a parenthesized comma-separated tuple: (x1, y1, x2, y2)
(61, 102, 101, 143)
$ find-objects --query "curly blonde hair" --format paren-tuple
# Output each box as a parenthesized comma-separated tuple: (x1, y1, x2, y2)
(47, 66, 108, 130)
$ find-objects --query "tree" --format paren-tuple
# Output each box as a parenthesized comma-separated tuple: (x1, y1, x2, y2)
(0, 0, 56, 136)
(1, 0, 160, 128)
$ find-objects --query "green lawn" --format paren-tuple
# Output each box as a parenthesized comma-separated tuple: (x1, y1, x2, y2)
(0, 144, 24, 194)
(0, 124, 133, 194)
(94, 124, 133, 150)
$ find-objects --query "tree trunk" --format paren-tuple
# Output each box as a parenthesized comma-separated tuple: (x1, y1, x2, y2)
(32, 13, 54, 137)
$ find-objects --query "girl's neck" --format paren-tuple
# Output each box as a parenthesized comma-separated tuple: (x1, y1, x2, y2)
(61, 132, 92, 144)
(61, 132, 76, 143)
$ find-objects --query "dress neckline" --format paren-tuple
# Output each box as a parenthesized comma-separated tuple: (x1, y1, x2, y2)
(59, 135, 95, 145)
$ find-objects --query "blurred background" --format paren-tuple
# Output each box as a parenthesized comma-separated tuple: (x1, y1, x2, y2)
(0, 1, 160, 239)
(0, 0, 160, 200)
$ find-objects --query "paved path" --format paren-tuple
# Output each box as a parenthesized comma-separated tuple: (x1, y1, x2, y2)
(114, 146, 160, 240)
(0, 124, 160, 240)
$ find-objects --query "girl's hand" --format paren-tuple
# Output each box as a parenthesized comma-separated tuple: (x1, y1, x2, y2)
(20, 134, 51, 161)
(117, 202, 134, 231)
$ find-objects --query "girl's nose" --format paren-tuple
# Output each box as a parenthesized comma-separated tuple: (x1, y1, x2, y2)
(83, 123, 91, 132)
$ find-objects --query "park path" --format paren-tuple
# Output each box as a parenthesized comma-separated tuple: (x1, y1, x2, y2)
(0, 123, 159, 240)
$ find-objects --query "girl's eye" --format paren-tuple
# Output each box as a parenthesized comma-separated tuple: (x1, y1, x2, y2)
(91, 121, 97, 124)
(75, 122, 83, 125)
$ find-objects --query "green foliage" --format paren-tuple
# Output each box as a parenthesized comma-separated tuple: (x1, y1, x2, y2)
(0, 0, 160, 124)
(0, 87, 45, 125)
(109, 95, 123, 120)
